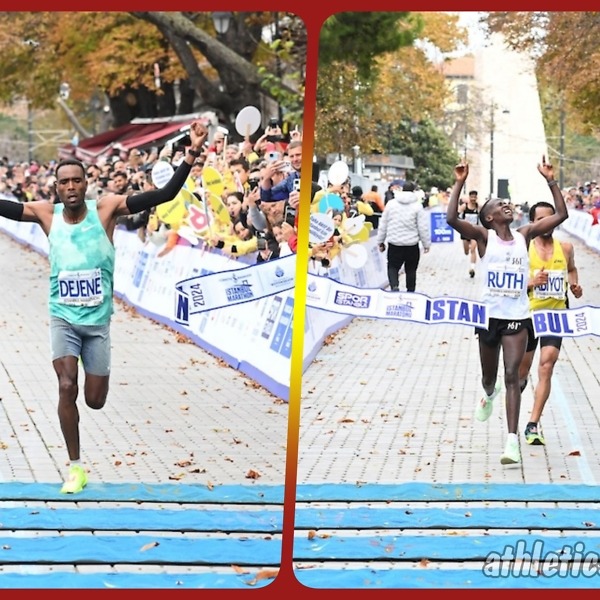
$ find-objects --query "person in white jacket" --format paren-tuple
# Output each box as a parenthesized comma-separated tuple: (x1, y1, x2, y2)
(377, 181, 430, 292)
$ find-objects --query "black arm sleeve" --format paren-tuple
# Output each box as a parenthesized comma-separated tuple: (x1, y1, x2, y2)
(0, 200, 25, 221)
(126, 159, 193, 214)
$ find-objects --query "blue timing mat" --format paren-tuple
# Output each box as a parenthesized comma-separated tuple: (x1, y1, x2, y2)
(293, 506, 600, 530)
(0, 481, 284, 503)
(0, 506, 282, 532)
(292, 534, 600, 561)
(292, 482, 600, 589)
(0, 534, 282, 565)
(0, 481, 283, 589)
(0, 572, 276, 589)
(294, 482, 600, 502)
(294, 568, 600, 589)
(5, 481, 597, 503)
(5, 505, 598, 533)
(3, 481, 600, 589)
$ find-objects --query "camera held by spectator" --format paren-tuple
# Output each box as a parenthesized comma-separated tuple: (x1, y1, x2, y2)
(266, 117, 284, 143)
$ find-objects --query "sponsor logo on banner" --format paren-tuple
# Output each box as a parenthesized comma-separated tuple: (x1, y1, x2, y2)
(175, 254, 491, 328)
(225, 273, 254, 302)
(385, 299, 415, 319)
(334, 290, 371, 309)
(424, 298, 487, 326)
(430, 211, 454, 243)
(270, 264, 295, 290)
(188, 282, 207, 307)
(305, 275, 330, 308)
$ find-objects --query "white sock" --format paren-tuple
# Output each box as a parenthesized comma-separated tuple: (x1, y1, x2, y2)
(70, 460, 82, 467)
(507, 433, 518, 444)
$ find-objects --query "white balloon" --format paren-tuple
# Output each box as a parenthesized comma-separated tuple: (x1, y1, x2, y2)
(151, 161, 174, 189)
(342, 243, 368, 269)
(327, 161, 349, 186)
(235, 106, 262, 137)
(309, 212, 335, 245)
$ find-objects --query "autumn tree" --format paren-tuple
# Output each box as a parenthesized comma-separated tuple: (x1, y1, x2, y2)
(318, 12, 416, 82)
(315, 11, 467, 183)
(396, 119, 461, 191)
(0, 12, 305, 139)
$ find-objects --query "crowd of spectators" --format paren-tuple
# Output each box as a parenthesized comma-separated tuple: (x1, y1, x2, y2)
(565, 180, 600, 214)
(2, 139, 599, 269)
(108, 122, 304, 262)
(0, 118, 310, 264)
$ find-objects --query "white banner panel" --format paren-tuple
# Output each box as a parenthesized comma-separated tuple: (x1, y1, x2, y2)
(305, 272, 488, 328)
(532, 307, 600, 338)
(174, 255, 296, 320)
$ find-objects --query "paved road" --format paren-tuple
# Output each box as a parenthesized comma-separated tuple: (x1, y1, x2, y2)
(0, 231, 288, 487)
(0, 230, 288, 588)
(298, 224, 600, 485)
(294, 222, 600, 588)
(2, 219, 599, 589)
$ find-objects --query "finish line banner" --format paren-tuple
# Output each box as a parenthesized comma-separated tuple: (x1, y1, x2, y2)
(305, 273, 488, 328)
(174, 254, 296, 324)
(532, 307, 600, 338)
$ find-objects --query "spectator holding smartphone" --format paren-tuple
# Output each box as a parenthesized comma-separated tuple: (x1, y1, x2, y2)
(244, 179, 268, 233)
(254, 118, 287, 157)
(280, 179, 301, 253)
(259, 140, 301, 203)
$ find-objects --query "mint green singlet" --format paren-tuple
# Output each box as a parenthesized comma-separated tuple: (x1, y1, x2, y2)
(48, 200, 115, 325)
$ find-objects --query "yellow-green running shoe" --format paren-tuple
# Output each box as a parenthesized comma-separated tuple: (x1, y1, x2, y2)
(524, 422, 545, 446)
(60, 464, 88, 494)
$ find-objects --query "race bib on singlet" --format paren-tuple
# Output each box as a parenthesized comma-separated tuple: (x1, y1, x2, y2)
(58, 269, 104, 307)
(486, 265, 527, 299)
(464, 213, 478, 225)
(532, 269, 566, 300)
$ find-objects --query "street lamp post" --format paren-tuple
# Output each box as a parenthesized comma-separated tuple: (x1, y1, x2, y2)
(273, 12, 284, 124)
(489, 102, 495, 198)
(212, 12, 232, 35)
(544, 99, 567, 188)
(489, 102, 509, 199)
(27, 101, 34, 163)
(90, 90, 103, 135)
(463, 107, 468, 160)
(559, 107, 565, 189)
(352, 145, 360, 175)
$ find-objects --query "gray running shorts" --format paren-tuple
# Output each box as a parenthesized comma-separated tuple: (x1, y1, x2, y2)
(49, 317, 111, 376)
